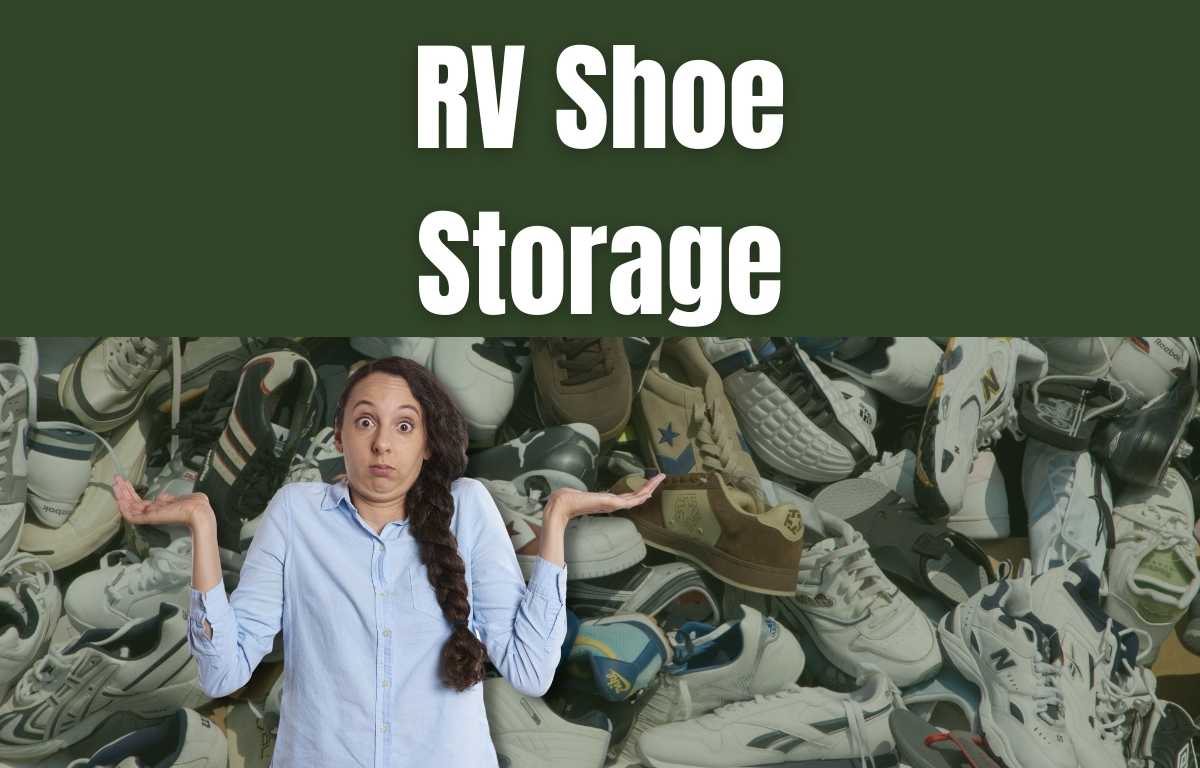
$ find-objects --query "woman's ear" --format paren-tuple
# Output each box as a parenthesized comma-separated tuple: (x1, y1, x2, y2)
(334, 429, 343, 452)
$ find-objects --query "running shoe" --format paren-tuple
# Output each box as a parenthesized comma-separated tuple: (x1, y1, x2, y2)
(0, 554, 61, 704)
(66, 708, 228, 768)
(468, 423, 600, 492)
(58, 337, 175, 432)
(1022, 438, 1114, 579)
(485, 676, 611, 768)
(432, 337, 531, 444)
(0, 359, 34, 563)
(566, 561, 719, 626)
(64, 536, 193, 632)
(825, 336, 942, 406)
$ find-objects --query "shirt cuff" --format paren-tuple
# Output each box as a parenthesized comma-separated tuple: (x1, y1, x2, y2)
(527, 557, 567, 604)
(188, 581, 230, 651)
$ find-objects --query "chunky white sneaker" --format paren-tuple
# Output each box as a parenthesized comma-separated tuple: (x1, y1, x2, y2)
(0, 555, 61, 704)
(700, 337, 875, 483)
(830, 376, 881, 435)
(485, 676, 612, 768)
(937, 576, 1076, 768)
(433, 337, 531, 444)
(58, 337, 174, 432)
(349, 336, 435, 366)
(480, 478, 646, 581)
(64, 536, 193, 632)
(1104, 467, 1200, 665)
(636, 670, 901, 768)
(0, 361, 33, 564)
(947, 450, 1010, 540)
(793, 508, 941, 687)
(825, 336, 943, 406)
(915, 337, 1048, 516)
(66, 708, 228, 768)
(1022, 439, 1113, 579)
(0, 603, 207, 761)
(25, 424, 97, 528)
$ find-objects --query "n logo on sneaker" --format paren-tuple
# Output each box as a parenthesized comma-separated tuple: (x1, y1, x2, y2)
(981, 368, 1001, 402)
(990, 648, 1017, 671)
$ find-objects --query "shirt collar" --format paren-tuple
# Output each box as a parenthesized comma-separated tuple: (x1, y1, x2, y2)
(323, 480, 353, 512)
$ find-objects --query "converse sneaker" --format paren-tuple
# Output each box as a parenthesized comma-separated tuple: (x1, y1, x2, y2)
(432, 337, 531, 444)
(566, 561, 719, 626)
(467, 423, 600, 492)
(66, 708, 227, 768)
(0, 603, 207, 761)
(64, 536, 193, 632)
(636, 670, 901, 768)
(1104, 467, 1200, 664)
(25, 424, 97, 528)
(825, 336, 943, 406)
(58, 337, 175, 432)
(1022, 438, 1114, 579)
(530, 337, 633, 443)
(0, 554, 61, 704)
(915, 337, 1048, 516)
(485, 676, 612, 768)
(0, 361, 33, 563)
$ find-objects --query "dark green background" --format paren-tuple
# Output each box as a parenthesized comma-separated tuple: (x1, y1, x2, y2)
(4, 3, 1196, 333)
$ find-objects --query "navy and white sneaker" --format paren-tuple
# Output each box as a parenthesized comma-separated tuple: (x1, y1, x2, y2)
(566, 561, 719, 626)
(467, 423, 600, 492)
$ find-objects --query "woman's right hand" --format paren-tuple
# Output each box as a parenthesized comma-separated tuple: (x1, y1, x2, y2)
(113, 475, 213, 529)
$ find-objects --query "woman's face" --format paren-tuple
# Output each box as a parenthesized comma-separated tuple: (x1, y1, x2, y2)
(335, 371, 431, 508)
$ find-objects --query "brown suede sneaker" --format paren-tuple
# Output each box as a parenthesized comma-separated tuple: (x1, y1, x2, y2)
(611, 472, 804, 595)
(530, 338, 633, 443)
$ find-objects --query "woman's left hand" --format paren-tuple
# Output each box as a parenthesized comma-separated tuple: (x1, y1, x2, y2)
(543, 473, 666, 521)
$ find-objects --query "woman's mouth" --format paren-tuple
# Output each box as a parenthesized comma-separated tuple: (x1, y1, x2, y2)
(369, 464, 394, 476)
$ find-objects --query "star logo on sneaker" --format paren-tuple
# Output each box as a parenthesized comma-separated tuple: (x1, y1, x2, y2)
(658, 423, 680, 446)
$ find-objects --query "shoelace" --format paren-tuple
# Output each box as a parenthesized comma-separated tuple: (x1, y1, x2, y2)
(108, 538, 192, 597)
(798, 535, 897, 624)
(106, 337, 182, 456)
(0, 554, 55, 628)
(474, 338, 530, 374)
(549, 337, 610, 385)
(1030, 654, 1066, 725)
(762, 347, 836, 427)
(28, 645, 73, 690)
(1095, 624, 1143, 743)
(288, 426, 339, 480)
(843, 697, 877, 768)
(689, 399, 741, 476)
(710, 685, 802, 719)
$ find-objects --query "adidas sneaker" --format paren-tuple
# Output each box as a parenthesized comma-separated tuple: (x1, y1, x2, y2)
(58, 337, 174, 432)
(485, 676, 612, 768)
(64, 536, 193, 632)
(66, 708, 228, 768)
(1022, 438, 1114, 579)
(0, 554, 61, 704)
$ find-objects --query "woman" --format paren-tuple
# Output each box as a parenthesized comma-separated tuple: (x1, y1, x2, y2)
(114, 356, 665, 766)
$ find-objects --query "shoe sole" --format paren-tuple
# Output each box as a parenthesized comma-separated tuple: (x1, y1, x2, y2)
(640, 750, 901, 768)
(20, 510, 122, 571)
(512, 468, 588, 494)
(565, 538, 648, 581)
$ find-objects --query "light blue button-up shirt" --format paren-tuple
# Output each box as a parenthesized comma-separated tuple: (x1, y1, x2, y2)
(187, 477, 567, 767)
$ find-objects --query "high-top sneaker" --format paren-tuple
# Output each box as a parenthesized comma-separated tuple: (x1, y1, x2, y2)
(529, 337, 633, 443)
(915, 337, 1048, 516)
(195, 350, 318, 551)
(58, 337, 174, 432)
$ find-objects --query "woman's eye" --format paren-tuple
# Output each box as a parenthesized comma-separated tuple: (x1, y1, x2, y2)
(398, 422, 414, 433)
(355, 416, 373, 429)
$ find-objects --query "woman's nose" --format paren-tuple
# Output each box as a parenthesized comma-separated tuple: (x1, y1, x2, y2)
(372, 431, 391, 453)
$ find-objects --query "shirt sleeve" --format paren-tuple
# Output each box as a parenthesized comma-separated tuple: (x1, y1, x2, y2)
(465, 481, 567, 698)
(187, 485, 288, 699)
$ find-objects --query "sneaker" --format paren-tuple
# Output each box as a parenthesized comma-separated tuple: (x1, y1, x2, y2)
(1131, 701, 1200, 768)
(1029, 337, 1123, 378)
(937, 576, 1076, 768)
(1104, 467, 1200, 664)
(485, 676, 612, 768)
(25, 424, 97, 528)
(792, 507, 942, 687)
(480, 478, 647, 581)
(914, 337, 1048, 516)
(860, 449, 918, 505)
(194, 349, 319, 551)
(530, 337, 633, 443)
(19, 411, 151, 570)
(0, 360, 34, 564)
(224, 672, 281, 768)
(901, 665, 982, 735)
(890, 709, 1001, 768)
(467, 423, 600, 492)
(0, 603, 207, 761)
(831, 376, 881, 435)
(611, 472, 805, 595)
(431, 337, 531, 444)
(947, 451, 1009, 540)
(642, 337, 759, 480)
(566, 561, 719, 626)
(563, 613, 671, 703)
(700, 337, 874, 483)
(145, 336, 268, 414)
(825, 336, 943, 406)
(1108, 336, 1193, 408)
(58, 337, 174, 432)
(635, 670, 900, 768)
(285, 425, 344, 484)
(0, 555, 61, 704)
(64, 536, 193, 632)
(1022, 439, 1113, 579)
(348, 336, 435, 367)
(66, 708, 228, 768)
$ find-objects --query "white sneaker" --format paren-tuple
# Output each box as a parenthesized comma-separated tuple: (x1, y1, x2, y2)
(25, 425, 97, 528)
(433, 337, 531, 444)
(792, 507, 941, 687)
(349, 336, 435, 367)
(58, 337, 174, 432)
(700, 338, 875, 483)
(0, 554, 61, 704)
(1108, 336, 1193, 408)
(830, 376, 881, 435)
(484, 676, 612, 768)
(566, 561, 719, 624)
(636, 670, 900, 768)
(0, 603, 207, 761)
(915, 337, 1048, 515)
(1022, 438, 1113, 579)
(285, 425, 344, 484)
(1030, 337, 1123, 378)
(1104, 467, 1200, 665)
(64, 536, 193, 632)
(946, 450, 1009, 540)
(860, 449, 917, 505)
(0, 361, 33, 564)
(480, 478, 646, 581)
(937, 576, 1076, 768)
(66, 708, 228, 768)
(825, 336, 943, 406)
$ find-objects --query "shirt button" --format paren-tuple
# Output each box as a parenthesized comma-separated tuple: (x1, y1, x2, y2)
(381, 680, 390, 688)
(382, 629, 391, 638)
(380, 723, 389, 732)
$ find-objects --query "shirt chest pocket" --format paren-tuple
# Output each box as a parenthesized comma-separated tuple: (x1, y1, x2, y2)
(405, 565, 447, 625)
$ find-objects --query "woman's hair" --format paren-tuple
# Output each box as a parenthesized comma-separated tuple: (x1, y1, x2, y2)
(333, 356, 485, 691)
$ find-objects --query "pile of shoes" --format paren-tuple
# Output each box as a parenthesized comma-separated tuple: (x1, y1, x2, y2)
(4, 336, 1199, 768)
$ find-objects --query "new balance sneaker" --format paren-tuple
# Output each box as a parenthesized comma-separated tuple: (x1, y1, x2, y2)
(0, 554, 61, 704)
(1104, 467, 1200, 665)
(946, 450, 1009, 540)
(285, 425, 344, 484)
(566, 561, 719, 626)
(194, 349, 318, 551)
(0, 603, 207, 760)
(64, 536, 193, 632)
(145, 336, 268, 414)
(700, 337, 874, 483)
(432, 337, 531, 444)
(480, 478, 646, 581)
(1022, 439, 1113, 579)
(58, 337, 174, 432)
(611, 472, 805, 595)
(638, 338, 759, 482)
(915, 337, 1048, 516)
(467, 423, 600, 492)
(0, 361, 33, 564)
(530, 337, 633, 443)
(25, 424, 97, 528)
(485, 676, 612, 768)
(792, 507, 942, 687)
(937, 577, 1076, 768)
(563, 613, 671, 702)
(825, 336, 943, 406)
(19, 410, 151, 570)
(636, 670, 901, 768)
(67, 708, 228, 768)
(349, 336, 436, 367)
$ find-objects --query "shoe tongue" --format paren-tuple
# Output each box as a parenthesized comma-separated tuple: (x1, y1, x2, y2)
(808, 537, 838, 556)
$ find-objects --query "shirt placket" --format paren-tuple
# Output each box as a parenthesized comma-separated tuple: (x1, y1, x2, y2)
(372, 534, 395, 767)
